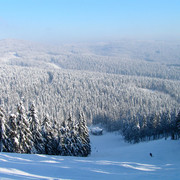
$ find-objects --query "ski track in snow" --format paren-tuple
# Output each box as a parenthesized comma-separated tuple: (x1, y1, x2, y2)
(0, 132, 179, 180)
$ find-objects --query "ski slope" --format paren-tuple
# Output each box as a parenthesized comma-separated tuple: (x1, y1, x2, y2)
(0, 132, 180, 179)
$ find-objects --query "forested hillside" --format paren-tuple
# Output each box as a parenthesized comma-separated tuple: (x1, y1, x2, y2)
(0, 39, 180, 143)
(0, 39, 180, 80)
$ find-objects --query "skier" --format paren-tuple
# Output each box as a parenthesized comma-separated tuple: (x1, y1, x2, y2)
(150, 153, 152, 157)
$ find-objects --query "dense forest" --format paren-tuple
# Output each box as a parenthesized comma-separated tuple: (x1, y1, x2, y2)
(0, 65, 179, 144)
(0, 39, 180, 146)
(1, 39, 180, 80)
(0, 101, 91, 156)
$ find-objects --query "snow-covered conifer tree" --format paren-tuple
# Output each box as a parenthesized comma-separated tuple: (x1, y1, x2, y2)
(51, 119, 60, 155)
(140, 115, 147, 141)
(28, 103, 44, 154)
(0, 107, 7, 152)
(152, 113, 161, 139)
(67, 115, 80, 156)
(176, 111, 180, 138)
(58, 119, 68, 156)
(16, 101, 33, 153)
(74, 121, 84, 156)
(77, 112, 91, 157)
(62, 116, 74, 156)
(6, 114, 19, 152)
(58, 115, 81, 156)
(41, 114, 54, 155)
(132, 120, 140, 143)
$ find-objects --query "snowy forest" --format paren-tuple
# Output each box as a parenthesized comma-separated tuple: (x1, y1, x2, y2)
(0, 101, 91, 156)
(0, 39, 180, 152)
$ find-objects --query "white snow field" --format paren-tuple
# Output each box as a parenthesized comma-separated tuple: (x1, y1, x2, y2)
(0, 132, 180, 180)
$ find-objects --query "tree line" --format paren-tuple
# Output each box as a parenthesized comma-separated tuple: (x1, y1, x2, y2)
(0, 101, 91, 157)
(121, 110, 180, 143)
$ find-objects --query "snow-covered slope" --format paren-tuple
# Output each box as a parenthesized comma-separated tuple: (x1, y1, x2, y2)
(0, 132, 180, 179)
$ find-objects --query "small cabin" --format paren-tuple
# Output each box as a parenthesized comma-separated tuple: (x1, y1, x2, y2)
(90, 127, 103, 135)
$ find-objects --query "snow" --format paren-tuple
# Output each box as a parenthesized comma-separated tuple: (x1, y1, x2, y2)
(0, 132, 180, 179)
(46, 62, 61, 69)
(0, 52, 19, 63)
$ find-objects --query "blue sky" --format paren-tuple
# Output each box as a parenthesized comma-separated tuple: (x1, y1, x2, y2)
(0, 0, 180, 43)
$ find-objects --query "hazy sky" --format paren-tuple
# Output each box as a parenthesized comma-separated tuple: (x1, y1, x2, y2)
(0, 0, 180, 43)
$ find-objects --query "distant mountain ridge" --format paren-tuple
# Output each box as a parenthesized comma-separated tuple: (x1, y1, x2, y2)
(0, 39, 180, 80)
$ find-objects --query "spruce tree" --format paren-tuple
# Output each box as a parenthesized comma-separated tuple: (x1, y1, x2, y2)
(51, 119, 60, 155)
(61, 116, 74, 156)
(67, 115, 81, 156)
(176, 111, 180, 138)
(74, 121, 84, 156)
(78, 113, 91, 157)
(132, 120, 140, 143)
(41, 114, 54, 155)
(58, 119, 68, 156)
(161, 111, 171, 139)
(0, 107, 7, 152)
(58, 115, 83, 156)
(166, 111, 171, 137)
(170, 111, 177, 140)
(6, 114, 19, 152)
(140, 115, 147, 141)
(16, 101, 33, 153)
(28, 103, 44, 154)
